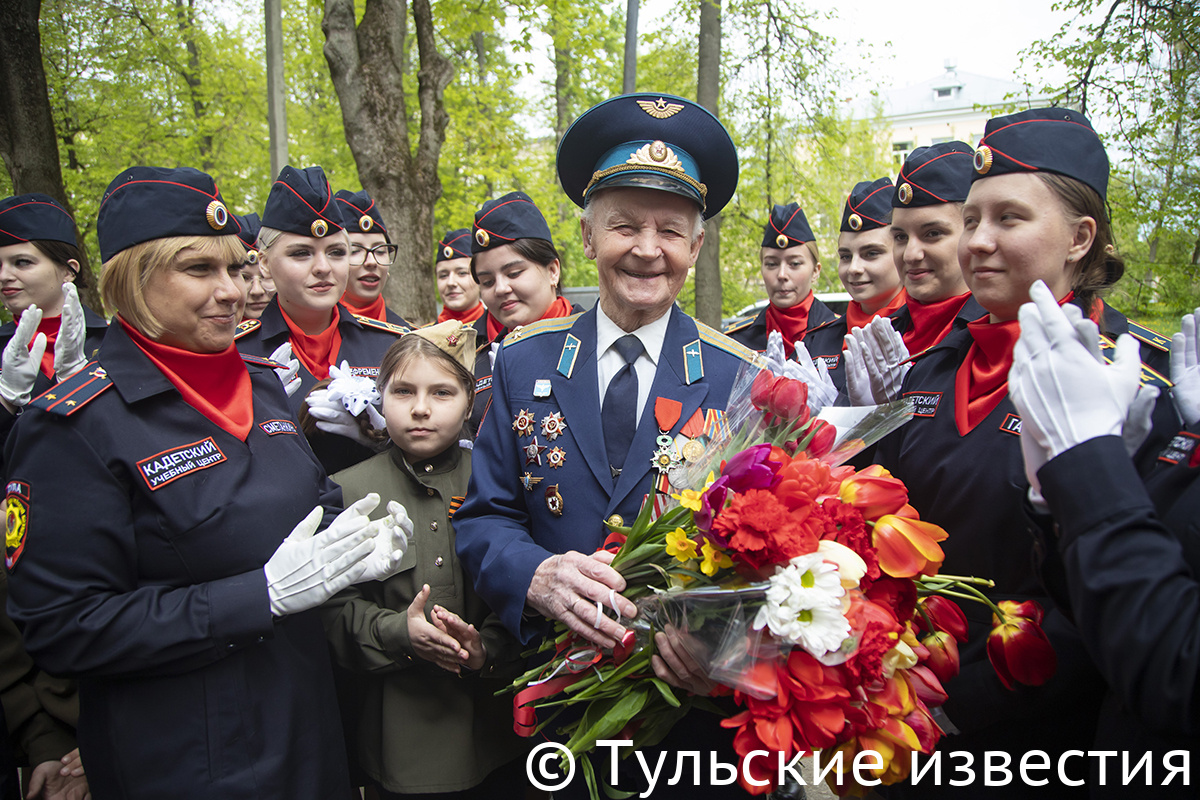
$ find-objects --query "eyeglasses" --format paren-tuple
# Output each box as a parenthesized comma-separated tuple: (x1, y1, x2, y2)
(349, 243, 399, 266)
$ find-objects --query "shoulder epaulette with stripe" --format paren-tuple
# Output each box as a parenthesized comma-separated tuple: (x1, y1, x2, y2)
(234, 319, 260, 340)
(241, 353, 285, 370)
(30, 362, 113, 416)
(1127, 321, 1171, 352)
(352, 314, 409, 335)
(503, 313, 583, 347)
(696, 321, 767, 367)
(1099, 333, 1172, 389)
(723, 316, 755, 335)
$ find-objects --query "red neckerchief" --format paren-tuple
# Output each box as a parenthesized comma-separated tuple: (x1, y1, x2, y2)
(279, 305, 342, 381)
(27, 314, 61, 379)
(485, 295, 574, 343)
(339, 292, 388, 322)
(954, 292, 1077, 435)
(119, 317, 253, 440)
(438, 301, 485, 325)
(844, 289, 908, 342)
(764, 291, 816, 350)
(903, 292, 971, 356)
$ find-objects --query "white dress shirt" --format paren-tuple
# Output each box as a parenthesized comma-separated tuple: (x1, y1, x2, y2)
(595, 304, 670, 421)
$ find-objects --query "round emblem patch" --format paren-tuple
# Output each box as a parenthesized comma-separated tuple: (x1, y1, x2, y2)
(205, 200, 228, 230)
(311, 219, 329, 237)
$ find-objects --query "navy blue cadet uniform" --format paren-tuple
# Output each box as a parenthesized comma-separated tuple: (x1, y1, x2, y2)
(4, 321, 352, 800)
(724, 301, 838, 352)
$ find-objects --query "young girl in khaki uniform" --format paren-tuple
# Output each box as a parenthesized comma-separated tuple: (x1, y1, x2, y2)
(326, 321, 528, 799)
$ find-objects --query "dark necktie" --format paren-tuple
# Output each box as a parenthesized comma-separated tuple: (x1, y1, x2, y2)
(603, 334, 643, 477)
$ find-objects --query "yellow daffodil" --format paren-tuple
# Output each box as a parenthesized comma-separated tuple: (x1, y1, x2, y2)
(665, 527, 699, 562)
(672, 472, 716, 512)
(700, 539, 733, 576)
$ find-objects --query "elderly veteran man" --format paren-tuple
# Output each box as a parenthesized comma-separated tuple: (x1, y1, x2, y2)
(454, 94, 761, 793)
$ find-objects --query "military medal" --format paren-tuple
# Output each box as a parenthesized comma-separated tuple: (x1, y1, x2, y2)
(545, 485, 564, 516)
(513, 409, 536, 437)
(650, 397, 683, 474)
(540, 411, 566, 441)
(681, 439, 706, 462)
(547, 447, 566, 469)
(521, 472, 544, 491)
(678, 409, 708, 463)
(523, 437, 546, 466)
(534, 379, 552, 398)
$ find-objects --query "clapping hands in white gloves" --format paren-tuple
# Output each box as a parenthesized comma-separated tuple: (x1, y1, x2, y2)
(360, 500, 413, 582)
(1170, 308, 1200, 427)
(790, 340, 839, 412)
(0, 305, 47, 412)
(54, 283, 89, 381)
(264, 493, 408, 617)
(844, 318, 911, 407)
(269, 342, 301, 397)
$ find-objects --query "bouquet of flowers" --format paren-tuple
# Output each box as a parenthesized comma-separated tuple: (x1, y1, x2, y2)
(507, 334, 1056, 798)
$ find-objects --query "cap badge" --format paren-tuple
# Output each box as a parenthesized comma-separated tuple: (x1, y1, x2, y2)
(637, 98, 684, 120)
(898, 182, 913, 205)
(848, 213, 863, 231)
(311, 219, 329, 237)
(475, 229, 490, 248)
(973, 145, 994, 175)
(358, 214, 374, 232)
(627, 141, 683, 172)
(775, 233, 789, 248)
(442, 245, 453, 258)
(245, 249, 259, 265)
(205, 200, 228, 230)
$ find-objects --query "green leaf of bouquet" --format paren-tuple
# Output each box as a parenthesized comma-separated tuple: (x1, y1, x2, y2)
(648, 677, 683, 707)
(581, 752, 601, 800)
(569, 688, 649, 753)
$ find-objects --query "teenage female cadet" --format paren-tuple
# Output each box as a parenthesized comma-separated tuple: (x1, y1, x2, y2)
(843, 143, 984, 405)
(3, 166, 410, 800)
(467, 192, 581, 435)
(434, 228, 484, 325)
(873, 108, 1158, 797)
(1006, 282, 1197, 798)
(235, 166, 407, 472)
(725, 202, 838, 351)
(233, 212, 275, 321)
(804, 177, 906, 393)
(334, 189, 409, 326)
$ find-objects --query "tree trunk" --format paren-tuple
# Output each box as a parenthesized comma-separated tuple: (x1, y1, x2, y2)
(694, 0, 722, 328)
(0, 0, 101, 313)
(323, 0, 452, 325)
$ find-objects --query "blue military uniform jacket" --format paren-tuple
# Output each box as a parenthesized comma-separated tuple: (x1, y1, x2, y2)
(723, 297, 839, 351)
(4, 321, 351, 800)
(454, 305, 760, 643)
(236, 298, 406, 472)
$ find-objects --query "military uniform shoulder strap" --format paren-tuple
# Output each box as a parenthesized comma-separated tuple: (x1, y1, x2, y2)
(1099, 333, 1172, 389)
(696, 321, 767, 367)
(352, 314, 409, 335)
(723, 316, 755, 335)
(30, 362, 113, 416)
(234, 319, 261, 340)
(502, 313, 583, 347)
(1126, 321, 1171, 353)
(241, 353, 284, 370)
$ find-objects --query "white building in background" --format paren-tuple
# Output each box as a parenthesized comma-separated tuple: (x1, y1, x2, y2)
(866, 60, 1051, 169)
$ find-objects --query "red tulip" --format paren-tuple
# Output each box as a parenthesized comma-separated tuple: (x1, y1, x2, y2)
(921, 631, 960, 682)
(751, 370, 775, 410)
(907, 665, 948, 706)
(987, 600, 1057, 690)
(918, 595, 969, 643)
(839, 465, 909, 520)
(768, 377, 809, 423)
(871, 515, 947, 578)
(807, 419, 837, 457)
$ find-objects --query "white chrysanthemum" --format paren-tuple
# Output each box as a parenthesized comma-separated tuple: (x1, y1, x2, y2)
(753, 553, 852, 657)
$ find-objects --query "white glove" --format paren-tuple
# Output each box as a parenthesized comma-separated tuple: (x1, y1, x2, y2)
(1009, 281, 1142, 461)
(269, 342, 301, 397)
(360, 500, 414, 582)
(842, 330, 875, 407)
(862, 317, 911, 403)
(791, 340, 839, 412)
(1123, 385, 1159, 456)
(0, 306, 47, 409)
(1170, 308, 1200, 426)
(264, 494, 381, 617)
(306, 388, 384, 448)
(54, 284, 88, 381)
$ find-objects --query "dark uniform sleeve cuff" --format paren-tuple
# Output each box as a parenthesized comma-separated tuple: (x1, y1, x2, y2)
(1039, 436, 1156, 547)
(18, 716, 76, 767)
(208, 571, 275, 650)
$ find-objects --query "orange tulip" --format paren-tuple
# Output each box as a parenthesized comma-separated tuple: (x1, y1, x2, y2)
(871, 515, 948, 578)
(839, 466, 909, 520)
(921, 631, 961, 682)
(987, 600, 1057, 690)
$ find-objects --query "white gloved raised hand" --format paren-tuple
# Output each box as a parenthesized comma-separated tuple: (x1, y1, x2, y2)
(1170, 308, 1200, 426)
(306, 388, 383, 448)
(54, 283, 88, 381)
(264, 493, 381, 617)
(791, 340, 839, 412)
(862, 316, 911, 403)
(842, 329, 875, 407)
(360, 500, 414, 582)
(269, 342, 301, 397)
(0, 306, 47, 410)
(1009, 281, 1142, 462)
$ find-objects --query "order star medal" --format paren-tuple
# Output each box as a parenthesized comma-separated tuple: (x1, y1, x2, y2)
(540, 411, 566, 441)
(524, 436, 547, 467)
(651, 434, 681, 475)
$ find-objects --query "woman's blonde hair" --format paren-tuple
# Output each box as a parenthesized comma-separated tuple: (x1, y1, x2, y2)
(99, 235, 246, 338)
